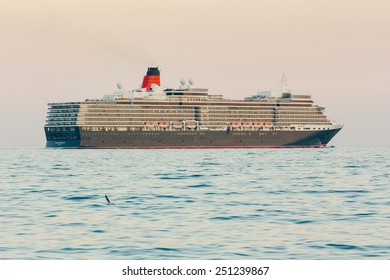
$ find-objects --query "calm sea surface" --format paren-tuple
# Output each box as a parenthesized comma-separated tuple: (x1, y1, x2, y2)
(0, 147, 389, 259)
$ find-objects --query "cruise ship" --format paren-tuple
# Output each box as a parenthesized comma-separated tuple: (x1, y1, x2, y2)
(44, 67, 342, 148)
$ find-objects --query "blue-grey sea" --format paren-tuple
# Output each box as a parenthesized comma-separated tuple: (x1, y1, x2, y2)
(0, 147, 389, 259)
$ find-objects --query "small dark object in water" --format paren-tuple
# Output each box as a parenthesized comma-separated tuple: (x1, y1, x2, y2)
(105, 194, 115, 205)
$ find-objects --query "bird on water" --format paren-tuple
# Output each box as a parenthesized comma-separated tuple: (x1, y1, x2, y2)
(105, 194, 115, 205)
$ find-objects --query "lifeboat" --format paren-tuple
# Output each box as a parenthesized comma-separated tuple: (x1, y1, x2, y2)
(242, 122, 253, 128)
(264, 122, 273, 128)
(158, 121, 169, 128)
(253, 122, 264, 128)
(144, 121, 156, 128)
(172, 121, 183, 129)
(230, 122, 241, 128)
(186, 120, 197, 129)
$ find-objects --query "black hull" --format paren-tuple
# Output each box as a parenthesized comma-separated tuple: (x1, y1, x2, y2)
(45, 127, 341, 148)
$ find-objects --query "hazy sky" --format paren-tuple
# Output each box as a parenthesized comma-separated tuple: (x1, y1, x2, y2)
(1, 0, 389, 147)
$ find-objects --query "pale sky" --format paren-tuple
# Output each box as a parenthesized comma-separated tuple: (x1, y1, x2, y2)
(0, 0, 389, 147)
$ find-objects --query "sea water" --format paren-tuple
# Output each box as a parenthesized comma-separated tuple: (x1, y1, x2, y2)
(0, 147, 389, 259)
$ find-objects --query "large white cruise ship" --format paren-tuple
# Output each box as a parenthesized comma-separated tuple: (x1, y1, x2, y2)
(44, 67, 343, 148)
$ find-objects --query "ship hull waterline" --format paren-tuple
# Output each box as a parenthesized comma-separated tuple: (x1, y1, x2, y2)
(45, 128, 341, 149)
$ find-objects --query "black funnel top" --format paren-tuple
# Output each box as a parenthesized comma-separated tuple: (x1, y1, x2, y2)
(146, 67, 160, 76)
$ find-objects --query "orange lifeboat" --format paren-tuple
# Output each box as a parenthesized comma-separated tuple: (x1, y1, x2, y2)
(186, 120, 197, 129)
(264, 122, 273, 128)
(144, 121, 156, 128)
(159, 121, 169, 128)
(253, 122, 264, 128)
(242, 122, 253, 128)
(172, 121, 183, 129)
(230, 122, 241, 128)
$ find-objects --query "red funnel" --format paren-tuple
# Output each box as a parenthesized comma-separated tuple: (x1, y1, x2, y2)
(141, 67, 160, 91)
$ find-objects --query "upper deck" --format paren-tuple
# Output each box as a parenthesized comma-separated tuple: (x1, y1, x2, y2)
(45, 68, 343, 132)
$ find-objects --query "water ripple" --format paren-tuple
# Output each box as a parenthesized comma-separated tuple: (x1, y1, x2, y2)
(64, 195, 96, 200)
(326, 244, 365, 251)
(0, 146, 389, 259)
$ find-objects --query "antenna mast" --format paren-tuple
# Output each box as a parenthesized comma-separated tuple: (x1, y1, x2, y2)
(280, 73, 288, 93)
